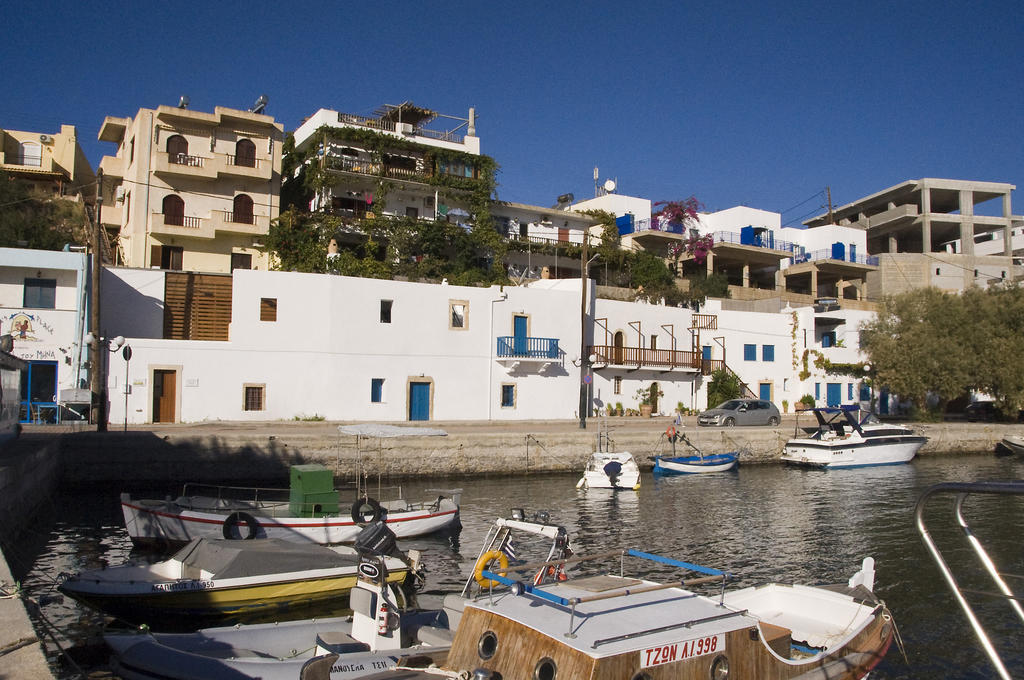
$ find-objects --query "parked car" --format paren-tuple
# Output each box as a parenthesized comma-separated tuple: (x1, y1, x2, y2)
(698, 399, 781, 427)
(962, 401, 1024, 422)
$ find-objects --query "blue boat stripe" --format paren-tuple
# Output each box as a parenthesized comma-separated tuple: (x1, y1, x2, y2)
(480, 571, 571, 606)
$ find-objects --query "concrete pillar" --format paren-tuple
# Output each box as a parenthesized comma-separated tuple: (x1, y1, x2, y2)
(706, 251, 714, 277)
(889, 235, 898, 253)
(810, 267, 818, 298)
(774, 269, 783, 292)
(1003, 191, 1014, 255)
(836, 278, 845, 298)
(960, 189, 975, 256)
(921, 186, 932, 253)
(742, 263, 750, 288)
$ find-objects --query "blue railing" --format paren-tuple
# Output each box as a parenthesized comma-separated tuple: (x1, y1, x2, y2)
(712, 230, 799, 253)
(789, 248, 879, 266)
(496, 336, 560, 359)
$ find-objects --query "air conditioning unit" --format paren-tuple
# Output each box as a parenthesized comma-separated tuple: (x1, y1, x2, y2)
(115, 186, 126, 202)
(396, 122, 414, 135)
(39, 134, 54, 144)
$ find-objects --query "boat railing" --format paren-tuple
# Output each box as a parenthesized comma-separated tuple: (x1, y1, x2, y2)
(915, 481, 1024, 680)
(176, 482, 411, 515)
(480, 547, 732, 642)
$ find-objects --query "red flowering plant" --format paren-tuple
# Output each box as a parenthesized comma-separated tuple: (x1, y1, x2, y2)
(655, 197, 714, 265)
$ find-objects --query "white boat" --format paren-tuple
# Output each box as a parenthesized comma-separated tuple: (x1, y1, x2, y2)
(122, 449, 460, 548)
(651, 428, 738, 475)
(577, 421, 641, 490)
(341, 512, 895, 680)
(999, 435, 1024, 455)
(59, 527, 415, 628)
(104, 555, 453, 680)
(781, 405, 927, 468)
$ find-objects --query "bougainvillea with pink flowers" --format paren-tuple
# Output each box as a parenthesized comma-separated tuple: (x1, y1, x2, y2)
(654, 197, 714, 264)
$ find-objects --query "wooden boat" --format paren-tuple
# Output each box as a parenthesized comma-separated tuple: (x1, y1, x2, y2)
(103, 555, 453, 680)
(577, 421, 641, 490)
(58, 529, 415, 629)
(998, 435, 1024, 455)
(121, 458, 461, 549)
(652, 428, 738, 475)
(322, 512, 895, 680)
(781, 405, 927, 468)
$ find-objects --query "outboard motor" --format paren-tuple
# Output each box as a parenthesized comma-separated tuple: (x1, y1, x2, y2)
(354, 519, 399, 557)
(603, 460, 623, 487)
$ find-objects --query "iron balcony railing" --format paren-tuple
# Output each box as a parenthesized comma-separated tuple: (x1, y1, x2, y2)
(496, 336, 560, 360)
(590, 345, 701, 370)
(790, 248, 879, 266)
(336, 111, 466, 144)
(712, 230, 799, 253)
(325, 155, 382, 175)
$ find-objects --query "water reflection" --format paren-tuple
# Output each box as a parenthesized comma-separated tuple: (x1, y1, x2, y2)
(8, 454, 1024, 679)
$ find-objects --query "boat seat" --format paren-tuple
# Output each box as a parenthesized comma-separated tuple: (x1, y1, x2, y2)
(415, 625, 454, 647)
(315, 631, 370, 654)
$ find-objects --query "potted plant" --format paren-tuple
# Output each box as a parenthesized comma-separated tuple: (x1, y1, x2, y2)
(606, 403, 615, 417)
(781, 399, 789, 413)
(635, 384, 664, 418)
(795, 394, 816, 411)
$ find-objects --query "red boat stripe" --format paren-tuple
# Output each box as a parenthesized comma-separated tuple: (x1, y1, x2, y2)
(122, 502, 456, 528)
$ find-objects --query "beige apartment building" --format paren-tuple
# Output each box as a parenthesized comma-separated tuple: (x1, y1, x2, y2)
(97, 102, 283, 273)
(0, 124, 95, 198)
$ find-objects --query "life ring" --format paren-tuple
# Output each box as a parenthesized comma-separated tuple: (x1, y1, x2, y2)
(473, 550, 509, 588)
(351, 498, 383, 525)
(666, 426, 676, 439)
(222, 511, 259, 540)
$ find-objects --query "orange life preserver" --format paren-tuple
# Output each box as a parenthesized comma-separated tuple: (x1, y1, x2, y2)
(473, 550, 509, 588)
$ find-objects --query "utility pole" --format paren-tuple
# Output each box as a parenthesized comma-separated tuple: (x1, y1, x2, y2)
(826, 186, 834, 225)
(90, 169, 107, 431)
(579, 232, 589, 429)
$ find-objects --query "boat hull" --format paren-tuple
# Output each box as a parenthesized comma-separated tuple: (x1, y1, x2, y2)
(1000, 436, 1024, 456)
(580, 451, 641, 490)
(781, 437, 926, 468)
(121, 495, 459, 548)
(653, 453, 738, 475)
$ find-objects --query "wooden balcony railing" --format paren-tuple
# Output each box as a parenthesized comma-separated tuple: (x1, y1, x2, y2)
(590, 345, 701, 370)
(169, 153, 205, 167)
(163, 214, 202, 228)
(496, 336, 560, 359)
(690, 314, 717, 330)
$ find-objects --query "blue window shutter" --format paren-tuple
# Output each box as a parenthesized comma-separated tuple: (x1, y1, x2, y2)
(744, 344, 756, 361)
(501, 385, 515, 407)
(848, 383, 854, 400)
(762, 345, 774, 362)
(371, 378, 383, 403)
(815, 383, 821, 399)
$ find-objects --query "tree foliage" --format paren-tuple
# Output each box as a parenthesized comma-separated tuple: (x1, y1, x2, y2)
(860, 284, 1024, 415)
(706, 369, 741, 408)
(0, 172, 90, 250)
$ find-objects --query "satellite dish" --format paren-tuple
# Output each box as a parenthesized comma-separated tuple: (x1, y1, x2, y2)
(603, 179, 616, 193)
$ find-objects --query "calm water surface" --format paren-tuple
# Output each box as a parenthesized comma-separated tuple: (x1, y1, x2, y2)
(9, 454, 1024, 679)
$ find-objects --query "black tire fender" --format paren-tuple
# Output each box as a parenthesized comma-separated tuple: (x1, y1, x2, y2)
(222, 511, 260, 540)
(351, 497, 383, 525)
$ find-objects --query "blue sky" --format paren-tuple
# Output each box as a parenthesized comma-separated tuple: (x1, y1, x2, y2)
(4, 1, 1021, 224)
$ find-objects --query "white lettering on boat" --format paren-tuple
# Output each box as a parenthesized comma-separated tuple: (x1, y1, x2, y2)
(150, 580, 215, 592)
(641, 634, 724, 667)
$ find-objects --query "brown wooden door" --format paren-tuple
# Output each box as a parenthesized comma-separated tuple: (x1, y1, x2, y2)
(152, 369, 176, 423)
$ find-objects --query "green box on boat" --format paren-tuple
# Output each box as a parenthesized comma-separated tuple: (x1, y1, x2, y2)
(289, 464, 340, 516)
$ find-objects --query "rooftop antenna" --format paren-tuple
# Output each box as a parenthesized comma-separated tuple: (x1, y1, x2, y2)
(250, 94, 268, 114)
(593, 167, 599, 198)
(177, 95, 190, 109)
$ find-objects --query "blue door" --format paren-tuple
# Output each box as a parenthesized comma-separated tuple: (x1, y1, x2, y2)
(513, 315, 528, 356)
(826, 382, 842, 407)
(879, 388, 890, 415)
(409, 382, 430, 421)
(759, 383, 772, 401)
(849, 244, 857, 262)
(20, 361, 58, 424)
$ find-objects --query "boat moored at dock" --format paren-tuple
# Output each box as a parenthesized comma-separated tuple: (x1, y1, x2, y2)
(781, 405, 927, 468)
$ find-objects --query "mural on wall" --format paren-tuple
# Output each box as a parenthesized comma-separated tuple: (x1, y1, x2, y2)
(7, 312, 49, 341)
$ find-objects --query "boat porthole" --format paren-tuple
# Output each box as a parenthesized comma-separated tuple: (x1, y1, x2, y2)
(710, 654, 730, 679)
(478, 631, 498, 660)
(534, 657, 557, 680)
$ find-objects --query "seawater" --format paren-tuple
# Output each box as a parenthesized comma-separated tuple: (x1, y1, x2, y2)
(8, 454, 1024, 679)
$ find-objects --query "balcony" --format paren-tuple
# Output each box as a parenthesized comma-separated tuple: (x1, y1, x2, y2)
(154, 151, 217, 181)
(150, 212, 214, 239)
(590, 345, 701, 372)
(217, 154, 273, 181)
(211, 211, 269, 236)
(496, 336, 560, 368)
(790, 248, 879, 267)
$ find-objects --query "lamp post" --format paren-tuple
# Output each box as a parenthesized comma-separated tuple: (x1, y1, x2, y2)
(85, 333, 124, 431)
(121, 344, 132, 432)
(863, 363, 872, 413)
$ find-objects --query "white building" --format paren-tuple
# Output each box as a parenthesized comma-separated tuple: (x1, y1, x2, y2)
(0, 248, 91, 423)
(95, 267, 871, 425)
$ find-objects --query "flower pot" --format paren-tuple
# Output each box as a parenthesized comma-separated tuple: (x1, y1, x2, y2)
(640, 404, 653, 418)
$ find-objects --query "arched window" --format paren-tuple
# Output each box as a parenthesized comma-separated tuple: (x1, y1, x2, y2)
(235, 139, 256, 167)
(233, 194, 254, 224)
(162, 194, 185, 225)
(166, 135, 188, 163)
(19, 142, 42, 167)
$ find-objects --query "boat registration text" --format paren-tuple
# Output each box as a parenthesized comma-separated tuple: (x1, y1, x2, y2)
(641, 634, 724, 668)
(151, 580, 214, 592)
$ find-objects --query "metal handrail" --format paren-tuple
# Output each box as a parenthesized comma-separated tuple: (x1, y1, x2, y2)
(915, 481, 1024, 680)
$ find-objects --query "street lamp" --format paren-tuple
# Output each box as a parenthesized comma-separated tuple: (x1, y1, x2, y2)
(862, 363, 873, 413)
(85, 333, 125, 432)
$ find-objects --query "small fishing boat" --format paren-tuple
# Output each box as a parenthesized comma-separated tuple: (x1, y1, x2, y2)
(103, 555, 453, 680)
(998, 435, 1024, 456)
(781, 405, 927, 468)
(651, 426, 739, 475)
(336, 512, 895, 680)
(59, 526, 416, 629)
(122, 432, 461, 548)
(577, 421, 641, 490)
